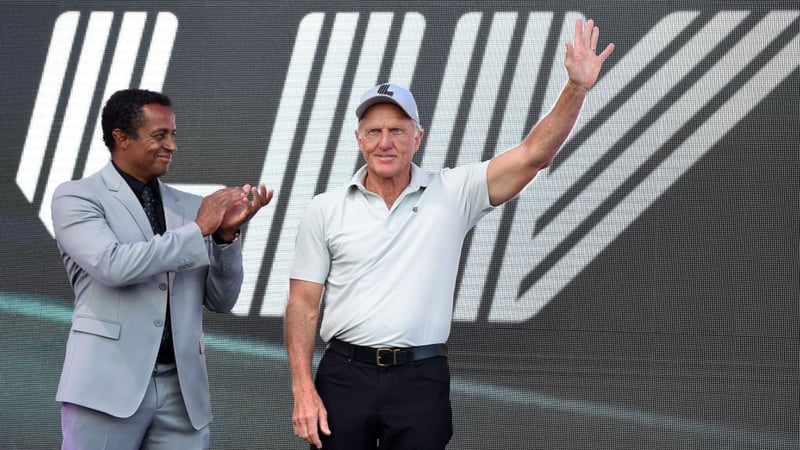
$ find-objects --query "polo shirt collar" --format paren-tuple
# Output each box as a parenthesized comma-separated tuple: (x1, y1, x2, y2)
(349, 163, 432, 193)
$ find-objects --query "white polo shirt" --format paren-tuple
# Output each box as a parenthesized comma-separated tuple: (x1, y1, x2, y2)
(290, 161, 493, 347)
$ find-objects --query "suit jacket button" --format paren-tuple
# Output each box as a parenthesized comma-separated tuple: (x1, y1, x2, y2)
(154, 319, 163, 327)
(159, 282, 167, 290)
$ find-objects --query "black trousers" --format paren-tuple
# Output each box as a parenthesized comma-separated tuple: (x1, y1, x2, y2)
(314, 348, 453, 450)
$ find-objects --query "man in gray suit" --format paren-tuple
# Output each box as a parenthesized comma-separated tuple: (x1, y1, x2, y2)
(51, 88, 273, 449)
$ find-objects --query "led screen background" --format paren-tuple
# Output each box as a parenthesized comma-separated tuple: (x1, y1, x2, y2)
(0, 1, 797, 449)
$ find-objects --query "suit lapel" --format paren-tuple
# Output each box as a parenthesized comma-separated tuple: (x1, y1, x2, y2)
(159, 181, 185, 231)
(100, 162, 154, 238)
(159, 182, 187, 288)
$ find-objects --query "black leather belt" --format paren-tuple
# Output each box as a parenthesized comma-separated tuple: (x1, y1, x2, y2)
(327, 339, 448, 367)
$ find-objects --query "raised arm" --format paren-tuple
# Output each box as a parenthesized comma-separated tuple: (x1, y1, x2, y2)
(487, 18, 615, 206)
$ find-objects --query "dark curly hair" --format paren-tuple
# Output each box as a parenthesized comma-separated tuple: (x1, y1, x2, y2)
(101, 89, 172, 151)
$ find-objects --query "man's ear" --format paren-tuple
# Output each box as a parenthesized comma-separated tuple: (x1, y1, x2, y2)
(413, 129, 424, 153)
(112, 129, 128, 150)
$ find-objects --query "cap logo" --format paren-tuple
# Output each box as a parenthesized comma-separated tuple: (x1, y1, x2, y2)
(377, 83, 394, 97)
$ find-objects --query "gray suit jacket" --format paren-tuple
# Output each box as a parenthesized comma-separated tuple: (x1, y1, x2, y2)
(52, 162, 243, 429)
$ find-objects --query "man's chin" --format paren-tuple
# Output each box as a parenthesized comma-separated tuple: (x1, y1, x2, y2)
(369, 161, 403, 175)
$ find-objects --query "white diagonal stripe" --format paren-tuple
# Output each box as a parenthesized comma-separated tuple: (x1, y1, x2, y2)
(454, 12, 553, 320)
(17, 11, 80, 203)
(139, 12, 178, 91)
(236, 12, 325, 315)
(327, 12, 425, 191)
(83, 11, 177, 178)
(257, 12, 360, 316)
(455, 12, 518, 168)
(473, 11, 701, 321)
(421, 12, 482, 171)
(39, 11, 114, 235)
(388, 12, 424, 89)
(83, 12, 147, 178)
(326, 12, 395, 191)
(489, 11, 798, 322)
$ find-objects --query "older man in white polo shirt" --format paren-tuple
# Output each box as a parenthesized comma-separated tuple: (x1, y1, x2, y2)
(285, 19, 614, 450)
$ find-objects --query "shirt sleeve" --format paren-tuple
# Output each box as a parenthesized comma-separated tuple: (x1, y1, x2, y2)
(442, 160, 494, 230)
(289, 194, 330, 284)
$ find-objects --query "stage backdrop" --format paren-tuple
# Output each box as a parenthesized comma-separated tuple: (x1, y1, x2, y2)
(0, 1, 797, 449)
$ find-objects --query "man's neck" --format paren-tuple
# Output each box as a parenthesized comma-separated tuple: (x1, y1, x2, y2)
(363, 171, 411, 210)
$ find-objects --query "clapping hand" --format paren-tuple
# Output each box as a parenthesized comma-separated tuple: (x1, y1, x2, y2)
(216, 183, 274, 241)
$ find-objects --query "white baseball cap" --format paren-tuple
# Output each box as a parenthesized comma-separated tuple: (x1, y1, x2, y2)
(355, 83, 420, 125)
